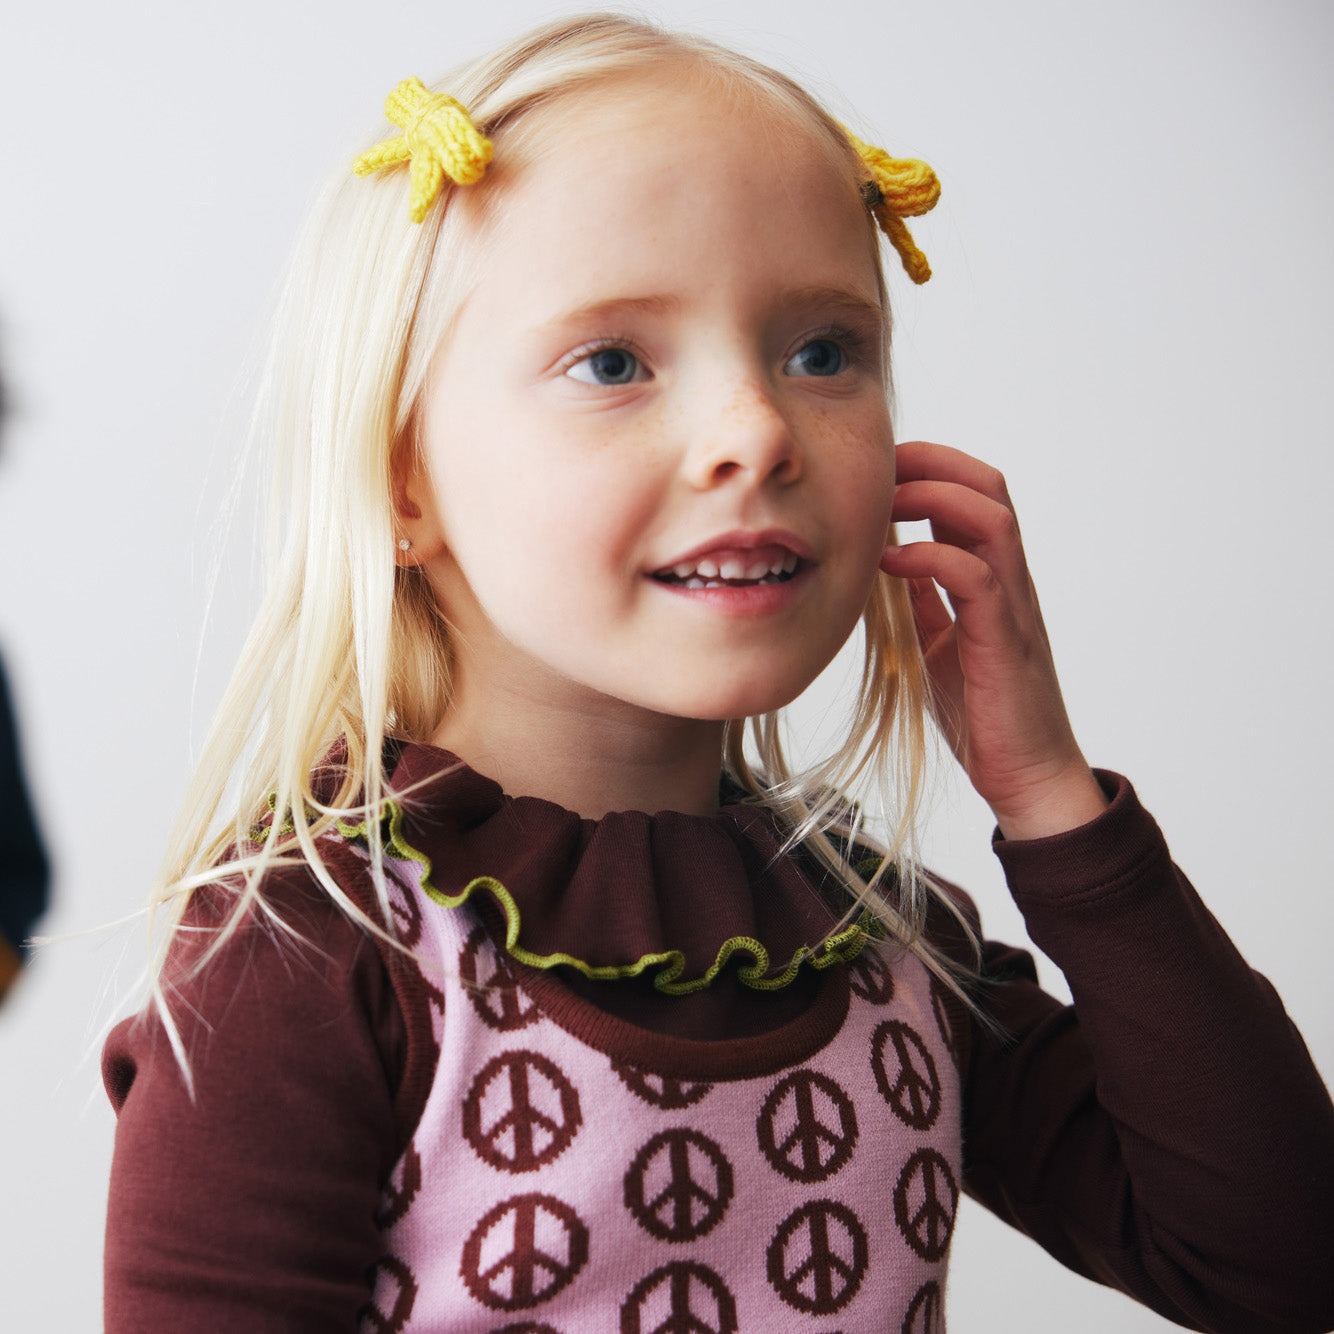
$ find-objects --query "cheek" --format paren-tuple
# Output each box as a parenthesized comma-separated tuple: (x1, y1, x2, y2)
(821, 410, 896, 542)
(526, 433, 671, 567)
(442, 454, 662, 630)
(856, 441, 896, 517)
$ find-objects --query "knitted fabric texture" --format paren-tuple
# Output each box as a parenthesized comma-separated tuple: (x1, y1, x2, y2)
(353, 77, 492, 223)
(357, 832, 963, 1331)
(333, 797, 879, 995)
(350, 75, 938, 283)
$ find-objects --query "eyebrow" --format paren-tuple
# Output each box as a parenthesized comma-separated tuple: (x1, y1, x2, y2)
(538, 294, 681, 334)
(775, 285, 885, 324)
(540, 285, 884, 334)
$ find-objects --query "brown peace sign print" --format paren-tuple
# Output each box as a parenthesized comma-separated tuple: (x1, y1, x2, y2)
(871, 1020, 941, 1130)
(766, 1200, 869, 1316)
(623, 1128, 734, 1242)
(375, 1141, 422, 1230)
(461, 1193, 589, 1311)
(847, 945, 894, 1004)
(362, 1254, 417, 1332)
(928, 976, 961, 1070)
(422, 973, 447, 1030)
(893, 1148, 958, 1262)
(463, 1051, 582, 1174)
(380, 857, 424, 947)
(756, 1069, 859, 1184)
(461, 925, 542, 1032)
(902, 1279, 943, 1334)
(611, 1059, 713, 1110)
(620, 1260, 739, 1334)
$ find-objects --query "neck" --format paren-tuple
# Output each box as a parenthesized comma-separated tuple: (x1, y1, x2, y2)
(431, 676, 728, 820)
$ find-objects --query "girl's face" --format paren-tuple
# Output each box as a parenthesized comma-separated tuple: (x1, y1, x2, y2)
(408, 74, 896, 730)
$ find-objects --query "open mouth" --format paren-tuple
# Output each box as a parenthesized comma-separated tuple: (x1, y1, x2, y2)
(651, 548, 803, 590)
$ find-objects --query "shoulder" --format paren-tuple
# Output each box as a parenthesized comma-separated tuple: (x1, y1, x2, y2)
(104, 860, 386, 1090)
(102, 839, 425, 1127)
(102, 854, 416, 1329)
(181, 852, 388, 999)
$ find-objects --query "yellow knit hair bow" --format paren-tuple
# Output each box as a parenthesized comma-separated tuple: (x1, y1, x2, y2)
(352, 78, 937, 280)
(353, 77, 492, 223)
(844, 129, 940, 284)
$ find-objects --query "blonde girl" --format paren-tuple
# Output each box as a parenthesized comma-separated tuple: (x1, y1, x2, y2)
(103, 13, 1334, 1332)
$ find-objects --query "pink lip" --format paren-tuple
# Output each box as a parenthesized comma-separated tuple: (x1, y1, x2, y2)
(656, 528, 814, 570)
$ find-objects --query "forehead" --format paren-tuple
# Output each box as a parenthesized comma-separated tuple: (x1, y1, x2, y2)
(455, 71, 880, 316)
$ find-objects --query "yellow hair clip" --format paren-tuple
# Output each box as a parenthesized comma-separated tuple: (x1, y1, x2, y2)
(844, 129, 940, 284)
(353, 77, 493, 223)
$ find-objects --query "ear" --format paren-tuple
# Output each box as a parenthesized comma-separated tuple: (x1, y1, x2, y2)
(391, 436, 448, 566)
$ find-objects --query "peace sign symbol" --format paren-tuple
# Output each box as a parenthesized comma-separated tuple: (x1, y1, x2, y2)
(623, 1128, 733, 1241)
(902, 1279, 943, 1334)
(461, 925, 542, 1032)
(756, 1070, 858, 1183)
(463, 1051, 582, 1173)
(871, 1020, 941, 1130)
(461, 1193, 589, 1311)
(928, 977, 960, 1070)
(620, 1260, 739, 1334)
(611, 1059, 714, 1110)
(423, 974, 447, 1028)
(381, 857, 424, 947)
(363, 1253, 417, 1332)
(766, 1200, 869, 1316)
(375, 1140, 422, 1230)
(847, 946, 894, 1004)
(892, 1148, 958, 1262)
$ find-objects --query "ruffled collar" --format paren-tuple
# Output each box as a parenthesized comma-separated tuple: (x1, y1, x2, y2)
(373, 742, 870, 998)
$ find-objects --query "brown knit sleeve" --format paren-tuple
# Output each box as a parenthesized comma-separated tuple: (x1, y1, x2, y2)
(102, 867, 427, 1332)
(957, 772, 1334, 1333)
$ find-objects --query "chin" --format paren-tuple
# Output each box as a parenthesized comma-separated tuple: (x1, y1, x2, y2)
(642, 677, 813, 725)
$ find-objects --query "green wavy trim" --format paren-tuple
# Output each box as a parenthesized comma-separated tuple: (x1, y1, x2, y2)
(329, 798, 874, 996)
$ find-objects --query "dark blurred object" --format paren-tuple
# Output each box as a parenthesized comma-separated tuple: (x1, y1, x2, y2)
(0, 656, 48, 998)
(0, 344, 51, 999)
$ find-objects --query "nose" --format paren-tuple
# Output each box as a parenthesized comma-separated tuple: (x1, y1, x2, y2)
(682, 378, 803, 491)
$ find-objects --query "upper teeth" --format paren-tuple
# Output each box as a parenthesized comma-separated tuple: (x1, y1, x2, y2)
(669, 551, 799, 581)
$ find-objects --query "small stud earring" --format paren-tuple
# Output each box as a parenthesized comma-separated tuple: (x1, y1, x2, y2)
(398, 537, 412, 551)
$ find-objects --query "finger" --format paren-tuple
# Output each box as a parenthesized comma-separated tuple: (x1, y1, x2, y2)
(899, 573, 955, 647)
(893, 440, 1014, 510)
(880, 541, 1022, 654)
(891, 480, 1016, 537)
(891, 480, 1031, 598)
(879, 572, 965, 752)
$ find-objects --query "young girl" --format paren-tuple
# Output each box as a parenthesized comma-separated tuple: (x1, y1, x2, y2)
(102, 13, 1334, 1332)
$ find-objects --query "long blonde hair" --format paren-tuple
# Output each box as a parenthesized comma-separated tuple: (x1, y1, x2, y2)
(149, 12, 981, 1072)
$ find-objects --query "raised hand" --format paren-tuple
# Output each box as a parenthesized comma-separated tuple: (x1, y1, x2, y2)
(880, 441, 1108, 841)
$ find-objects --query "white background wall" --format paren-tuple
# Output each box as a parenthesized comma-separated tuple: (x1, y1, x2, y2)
(1, 0, 1330, 1327)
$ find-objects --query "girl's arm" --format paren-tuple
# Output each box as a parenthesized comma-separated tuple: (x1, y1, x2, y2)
(884, 442, 1334, 1329)
(960, 776, 1334, 1331)
(103, 872, 413, 1332)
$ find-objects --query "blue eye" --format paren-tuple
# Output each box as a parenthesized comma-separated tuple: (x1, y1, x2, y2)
(785, 339, 847, 377)
(567, 347, 641, 385)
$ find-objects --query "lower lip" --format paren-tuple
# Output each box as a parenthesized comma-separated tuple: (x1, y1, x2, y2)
(647, 566, 812, 617)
